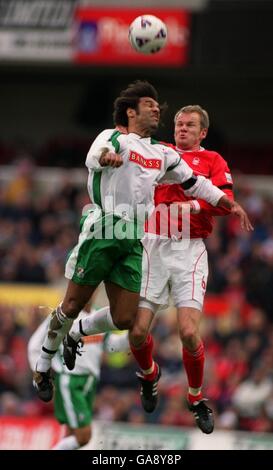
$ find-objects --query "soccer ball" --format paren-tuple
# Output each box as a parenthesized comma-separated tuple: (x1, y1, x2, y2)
(128, 15, 167, 55)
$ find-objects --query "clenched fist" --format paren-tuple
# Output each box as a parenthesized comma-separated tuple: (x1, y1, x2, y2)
(99, 149, 123, 168)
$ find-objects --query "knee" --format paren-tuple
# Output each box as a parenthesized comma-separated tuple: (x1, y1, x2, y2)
(130, 324, 149, 348)
(62, 299, 86, 319)
(114, 317, 134, 330)
(112, 307, 137, 330)
(180, 326, 199, 348)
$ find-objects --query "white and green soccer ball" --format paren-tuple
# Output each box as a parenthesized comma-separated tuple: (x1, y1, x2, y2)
(129, 15, 168, 54)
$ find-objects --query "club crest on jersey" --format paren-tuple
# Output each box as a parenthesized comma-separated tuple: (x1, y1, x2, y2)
(192, 157, 200, 166)
(76, 267, 85, 278)
(129, 150, 161, 169)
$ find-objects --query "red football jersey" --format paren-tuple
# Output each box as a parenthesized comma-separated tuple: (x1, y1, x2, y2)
(146, 144, 234, 239)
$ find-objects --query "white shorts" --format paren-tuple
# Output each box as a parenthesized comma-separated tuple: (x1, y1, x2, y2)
(140, 236, 208, 311)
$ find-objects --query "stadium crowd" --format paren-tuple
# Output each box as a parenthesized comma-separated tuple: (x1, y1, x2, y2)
(1, 157, 273, 433)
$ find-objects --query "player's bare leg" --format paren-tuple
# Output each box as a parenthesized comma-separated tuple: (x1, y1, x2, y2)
(105, 281, 139, 330)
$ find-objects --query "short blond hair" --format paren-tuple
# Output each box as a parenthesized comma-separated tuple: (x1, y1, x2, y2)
(174, 105, 209, 129)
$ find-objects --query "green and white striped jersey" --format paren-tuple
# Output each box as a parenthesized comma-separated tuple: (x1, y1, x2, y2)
(85, 129, 225, 223)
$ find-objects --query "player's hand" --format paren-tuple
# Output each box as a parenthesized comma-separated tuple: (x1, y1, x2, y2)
(99, 149, 123, 168)
(231, 201, 254, 231)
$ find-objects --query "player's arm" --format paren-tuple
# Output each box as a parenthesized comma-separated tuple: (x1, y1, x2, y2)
(163, 149, 253, 231)
(182, 174, 252, 230)
(99, 149, 123, 168)
(196, 188, 234, 216)
(27, 317, 50, 371)
(196, 154, 234, 216)
(99, 126, 128, 167)
(86, 129, 123, 170)
(185, 177, 253, 230)
(103, 332, 129, 353)
(161, 149, 225, 206)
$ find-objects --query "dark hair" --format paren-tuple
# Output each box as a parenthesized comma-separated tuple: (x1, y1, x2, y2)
(113, 80, 159, 126)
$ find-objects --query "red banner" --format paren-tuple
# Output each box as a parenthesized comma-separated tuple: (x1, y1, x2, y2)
(129, 151, 162, 170)
(74, 8, 190, 66)
(0, 417, 63, 450)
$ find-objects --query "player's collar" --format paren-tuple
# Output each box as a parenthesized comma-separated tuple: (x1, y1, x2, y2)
(177, 146, 205, 152)
(129, 132, 151, 141)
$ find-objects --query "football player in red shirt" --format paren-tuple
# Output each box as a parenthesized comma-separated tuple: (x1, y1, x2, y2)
(129, 105, 237, 434)
(61, 103, 252, 434)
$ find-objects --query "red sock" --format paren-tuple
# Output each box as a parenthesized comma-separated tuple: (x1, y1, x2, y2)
(130, 333, 158, 381)
(183, 342, 205, 404)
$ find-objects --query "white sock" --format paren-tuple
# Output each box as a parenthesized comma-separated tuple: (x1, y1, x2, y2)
(70, 306, 117, 342)
(51, 435, 80, 450)
(36, 305, 74, 372)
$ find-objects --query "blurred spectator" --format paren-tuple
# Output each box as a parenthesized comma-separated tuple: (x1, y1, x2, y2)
(232, 367, 273, 429)
(4, 157, 37, 205)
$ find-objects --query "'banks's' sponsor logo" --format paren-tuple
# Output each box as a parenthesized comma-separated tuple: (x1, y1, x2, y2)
(129, 151, 161, 169)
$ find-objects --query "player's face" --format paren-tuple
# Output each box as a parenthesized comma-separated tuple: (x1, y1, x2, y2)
(135, 97, 160, 134)
(174, 112, 207, 151)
